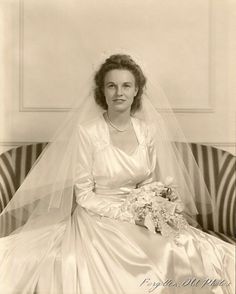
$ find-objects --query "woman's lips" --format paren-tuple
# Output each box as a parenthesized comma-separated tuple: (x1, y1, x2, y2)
(113, 99, 125, 103)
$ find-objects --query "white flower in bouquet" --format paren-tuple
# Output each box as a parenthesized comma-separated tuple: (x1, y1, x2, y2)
(121, 177, 189, 243)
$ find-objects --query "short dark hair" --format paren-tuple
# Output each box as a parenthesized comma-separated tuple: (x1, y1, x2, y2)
(94, 54, 146, 113)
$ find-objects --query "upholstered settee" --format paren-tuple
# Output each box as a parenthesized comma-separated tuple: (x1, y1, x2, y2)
(0, 142, 235, 244)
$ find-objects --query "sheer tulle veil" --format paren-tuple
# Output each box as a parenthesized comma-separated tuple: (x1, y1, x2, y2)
(0, 53, 213, 243)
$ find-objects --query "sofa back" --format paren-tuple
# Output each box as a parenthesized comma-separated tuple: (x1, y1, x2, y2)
(175, 143, 235, 237)
(0, 142, 235, 237)
(0, 143, 47, 210)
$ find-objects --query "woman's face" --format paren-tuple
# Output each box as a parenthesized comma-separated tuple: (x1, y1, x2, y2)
(103, 69, 138, 113)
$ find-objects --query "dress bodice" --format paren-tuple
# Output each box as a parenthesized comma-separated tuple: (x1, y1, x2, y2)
(95, 116, 154, 194)
(82, 114, 155, 197)
(74, 114, 156, 218)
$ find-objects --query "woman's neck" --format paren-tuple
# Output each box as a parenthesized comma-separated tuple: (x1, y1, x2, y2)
(106, 109, 131, 129)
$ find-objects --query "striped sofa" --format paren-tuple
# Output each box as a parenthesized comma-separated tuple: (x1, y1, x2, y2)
(0, 143, 235, 244)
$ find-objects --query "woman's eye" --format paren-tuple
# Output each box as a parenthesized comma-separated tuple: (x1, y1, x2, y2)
(108, 84, 115, 89)
(124, 84, 131, 88)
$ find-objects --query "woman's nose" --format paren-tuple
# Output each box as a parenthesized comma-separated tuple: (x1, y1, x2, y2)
(116, 86, 123, 96)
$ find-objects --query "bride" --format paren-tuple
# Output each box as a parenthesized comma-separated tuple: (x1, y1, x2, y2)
(0, 54, 234, 293)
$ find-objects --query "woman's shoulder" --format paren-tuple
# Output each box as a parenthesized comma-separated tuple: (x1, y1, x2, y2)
(76, 114, 108, 146)
(132, 116, 156, 145)
(132, 116, 152, 128)
(78, 114, 104, 131)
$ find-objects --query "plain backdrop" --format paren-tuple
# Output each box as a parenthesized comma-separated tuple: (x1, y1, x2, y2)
(0, 0, 235, 154)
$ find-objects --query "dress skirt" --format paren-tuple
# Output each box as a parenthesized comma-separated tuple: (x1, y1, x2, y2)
(1, 205, 234, 294)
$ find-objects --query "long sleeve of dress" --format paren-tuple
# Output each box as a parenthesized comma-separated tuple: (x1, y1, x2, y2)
(74, 125, 134, 223)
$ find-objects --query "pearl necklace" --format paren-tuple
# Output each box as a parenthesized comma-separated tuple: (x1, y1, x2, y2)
(106, 113, 132, 132)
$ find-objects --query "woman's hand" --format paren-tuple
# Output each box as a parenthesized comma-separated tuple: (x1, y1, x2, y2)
(135, 219, 146, 228)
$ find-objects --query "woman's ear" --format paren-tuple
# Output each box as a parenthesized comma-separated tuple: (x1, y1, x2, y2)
(135, 87, 139, 96)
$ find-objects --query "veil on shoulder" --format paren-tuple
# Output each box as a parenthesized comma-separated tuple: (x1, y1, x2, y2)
(0, 54, 213, 240)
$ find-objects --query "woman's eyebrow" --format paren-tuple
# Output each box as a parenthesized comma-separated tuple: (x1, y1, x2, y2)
(105, 81, 133, 85)
(105, 81, 115, 85)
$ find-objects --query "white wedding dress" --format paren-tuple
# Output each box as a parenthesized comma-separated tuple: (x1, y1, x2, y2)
(0, 114, 234, 294)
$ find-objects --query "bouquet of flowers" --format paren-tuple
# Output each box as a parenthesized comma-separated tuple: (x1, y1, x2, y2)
(121, 177, 189, 242)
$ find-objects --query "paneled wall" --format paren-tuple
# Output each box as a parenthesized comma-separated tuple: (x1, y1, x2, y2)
(0, 0, 235, 154)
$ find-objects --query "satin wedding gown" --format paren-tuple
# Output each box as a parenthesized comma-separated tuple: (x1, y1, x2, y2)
(0, 114, 234, 294)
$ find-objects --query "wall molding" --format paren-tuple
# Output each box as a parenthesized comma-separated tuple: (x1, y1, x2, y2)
(19, 107, 215, 113)
(18, 0, 214, 113)
(19, 0, 24, 112)
(1, 141, 235, 147)
(0, 141, 42, 147)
